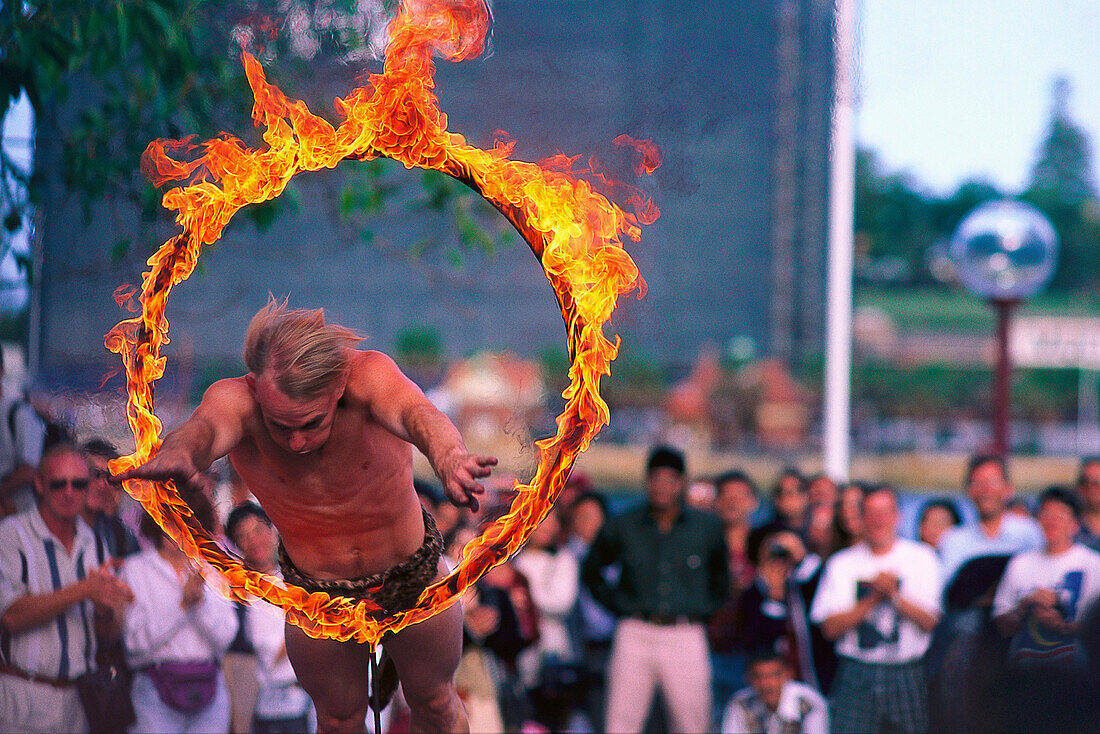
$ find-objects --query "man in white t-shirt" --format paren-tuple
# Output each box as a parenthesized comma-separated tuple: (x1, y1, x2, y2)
(939, 454, 1043, 582)
(992, 486, 1100, 732)
(810, 486, 942, 734)
(993, 486, 1100, 661)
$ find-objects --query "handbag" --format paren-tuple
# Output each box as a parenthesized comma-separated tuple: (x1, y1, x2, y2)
(76, 663, 135, 734)
(145, 660, 219, 713)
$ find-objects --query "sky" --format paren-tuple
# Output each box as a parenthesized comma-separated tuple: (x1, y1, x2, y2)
(857, 0, 1100, 195)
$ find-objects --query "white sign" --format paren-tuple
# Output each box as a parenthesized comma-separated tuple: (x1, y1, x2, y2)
(1011, 317, 1100, 369)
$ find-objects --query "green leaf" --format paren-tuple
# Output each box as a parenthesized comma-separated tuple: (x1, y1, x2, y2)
(115, 1, 129, 54)
(110, 239, 132, 264)
(245, 199, 280, 231)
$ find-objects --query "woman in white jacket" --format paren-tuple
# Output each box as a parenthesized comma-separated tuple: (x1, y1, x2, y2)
(513, 506, 583, 730)
(226, 501, 314, 733)
(120, 490, 237, 734)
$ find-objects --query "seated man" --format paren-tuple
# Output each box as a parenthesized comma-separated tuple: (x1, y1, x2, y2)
(720, 650, 828, 734)
(119, 299, 496, 733)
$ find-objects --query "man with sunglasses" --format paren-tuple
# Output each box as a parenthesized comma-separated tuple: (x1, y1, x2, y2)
(0, 443, 134, 732)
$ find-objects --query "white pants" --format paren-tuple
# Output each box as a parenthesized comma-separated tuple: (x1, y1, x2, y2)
(0, 674, 88, 734)
(604, 618, 713, 733)
(129, 669, 231, 734)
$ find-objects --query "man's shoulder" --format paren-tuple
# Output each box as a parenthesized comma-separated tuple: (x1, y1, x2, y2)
(345, 350, 414, 401)
(198, 377, 259, 425)
(895, 536, 937, 557)
(0, 511, 29, 543)
(892, 537, 940, 570)
(348, 349, 401, 379)
(1002, 512, 1043, 538)
(603, 502, 643, 528)
(682, 505, 723, 530)
(823, 542, 867, 568)
(785, 679, 827, 706)
(729, 685, 761, 707)
(940, 522, 976, 547)
(1068, 543, 1100, 568)
(202, 376, 255, 408)
(205, 375, 251, 397)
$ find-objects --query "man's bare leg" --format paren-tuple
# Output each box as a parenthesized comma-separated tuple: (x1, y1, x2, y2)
(285, 592, 467, 733)
(285, 624, 372, 733)
(383, 595, 468, 733)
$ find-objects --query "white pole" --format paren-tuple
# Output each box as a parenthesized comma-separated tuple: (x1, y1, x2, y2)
(823, 0, 857, 481)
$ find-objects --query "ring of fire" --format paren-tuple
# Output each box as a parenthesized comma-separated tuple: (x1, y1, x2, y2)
(105, 0, 657, 646)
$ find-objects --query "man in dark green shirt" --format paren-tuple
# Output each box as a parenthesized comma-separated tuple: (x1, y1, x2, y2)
(581, 446, 729, 733)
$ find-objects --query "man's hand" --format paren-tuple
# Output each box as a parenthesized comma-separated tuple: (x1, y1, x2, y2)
(758, 559, 789, 602)
(180, 570, 205, 610)
(84, 563, 134, 611)
(111, 449, 203, 490)
(435, 448, 497, 512)
(462, 590, 501, 640)
(870, 572, 901, 601)
(1022, 588, 1059, 610)
(1031, 604, 1067, 631)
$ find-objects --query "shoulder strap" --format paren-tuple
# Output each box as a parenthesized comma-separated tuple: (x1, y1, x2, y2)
(94, 530, 106, 566)
(12, 518, 38, 589)
(6, 401, 19, 441)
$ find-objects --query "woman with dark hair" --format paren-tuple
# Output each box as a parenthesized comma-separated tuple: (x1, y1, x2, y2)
(834, 481, 866, 549)
(121, 489, 238, 733)
(919, 498, 963, 552)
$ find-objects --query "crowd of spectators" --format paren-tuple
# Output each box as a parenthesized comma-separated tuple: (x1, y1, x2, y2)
(1, 379, 1100, 734)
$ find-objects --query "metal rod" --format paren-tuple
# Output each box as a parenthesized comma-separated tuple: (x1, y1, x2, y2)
(992, 298, 1016, 458)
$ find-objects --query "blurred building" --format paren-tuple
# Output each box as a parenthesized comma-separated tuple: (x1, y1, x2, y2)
(33, 0, 834, 393)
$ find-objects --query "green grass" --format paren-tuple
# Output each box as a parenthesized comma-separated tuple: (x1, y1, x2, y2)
(855, 286, 1100, 333)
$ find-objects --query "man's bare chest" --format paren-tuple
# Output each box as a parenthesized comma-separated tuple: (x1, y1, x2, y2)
(230, 418, 410, 502)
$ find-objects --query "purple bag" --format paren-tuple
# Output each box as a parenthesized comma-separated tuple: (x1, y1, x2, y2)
(146, 661, 219, 713)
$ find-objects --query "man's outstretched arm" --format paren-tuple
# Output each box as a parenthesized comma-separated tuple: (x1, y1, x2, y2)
(361, 352, 496, 510)
(113, 379, 249, 487)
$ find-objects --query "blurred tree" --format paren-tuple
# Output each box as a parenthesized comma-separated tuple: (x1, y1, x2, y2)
(3, 1, 243, 271)
(1020, 77, 1100, 290)
(854, 148, 938, 284)
(0, 0, 508, 308)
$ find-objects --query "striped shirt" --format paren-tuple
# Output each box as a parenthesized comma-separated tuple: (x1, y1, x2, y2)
(0, 507, 102, 680)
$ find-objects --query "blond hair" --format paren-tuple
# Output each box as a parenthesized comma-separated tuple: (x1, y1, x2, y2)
(243, 297, 364, 398)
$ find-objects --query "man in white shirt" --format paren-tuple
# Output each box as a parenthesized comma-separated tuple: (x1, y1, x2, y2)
(939, 455, 1043, 582)
(993, 486, 1100, 660)
(992, 486, 1100, 732)
(810, 486, 941, 734)
(720, 650, 828, 734)
(0, 444, 133, 733)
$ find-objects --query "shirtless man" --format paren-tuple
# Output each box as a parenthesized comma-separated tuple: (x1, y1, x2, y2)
(117, 300, 496, 733)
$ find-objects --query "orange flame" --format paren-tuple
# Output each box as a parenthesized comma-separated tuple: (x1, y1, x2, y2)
(105, 0, 658, 646)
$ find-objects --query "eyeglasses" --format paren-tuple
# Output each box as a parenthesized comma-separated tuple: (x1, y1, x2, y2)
(47, 478, 90, 493)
